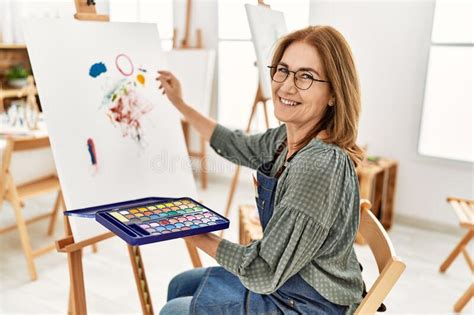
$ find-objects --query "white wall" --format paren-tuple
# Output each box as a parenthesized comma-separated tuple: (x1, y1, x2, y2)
(310, 0, 473, 228)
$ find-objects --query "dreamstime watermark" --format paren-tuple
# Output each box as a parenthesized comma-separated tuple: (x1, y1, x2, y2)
(148, 145, 323, 176)
(149, 151, 240, 174)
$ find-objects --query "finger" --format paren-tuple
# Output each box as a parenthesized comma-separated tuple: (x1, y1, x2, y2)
(167, 72, 178, 81)
(161, 78, 172, 90)
(156, 76, 168, 86)
(157, 75, 173, 84)
(156, 75, 167, 81)
(157, 70, 172, 76)
(158, 71, 176, 82)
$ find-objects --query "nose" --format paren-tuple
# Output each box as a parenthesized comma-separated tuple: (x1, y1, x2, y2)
(279, 73, 298, 94)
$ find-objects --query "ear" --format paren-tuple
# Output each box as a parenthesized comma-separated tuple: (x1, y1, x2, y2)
(328, 96, 335, 107)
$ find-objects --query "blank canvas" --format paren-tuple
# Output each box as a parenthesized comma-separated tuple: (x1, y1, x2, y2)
(245, 4, 287, 99)
(165, 49, 215, 116)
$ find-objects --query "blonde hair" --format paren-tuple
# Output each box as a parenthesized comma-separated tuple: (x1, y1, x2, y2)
(271, 26, 364, 167)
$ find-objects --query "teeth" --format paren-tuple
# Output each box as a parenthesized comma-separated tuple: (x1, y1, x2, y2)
(280, 97, 299, 106)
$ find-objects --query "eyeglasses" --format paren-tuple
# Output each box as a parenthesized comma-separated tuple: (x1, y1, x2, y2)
(268, 65, 330, 90)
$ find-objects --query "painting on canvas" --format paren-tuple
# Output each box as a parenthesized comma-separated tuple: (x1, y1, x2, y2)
(24, 19, 197, 241)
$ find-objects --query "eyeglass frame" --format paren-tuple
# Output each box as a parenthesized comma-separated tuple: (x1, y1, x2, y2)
(267, 65, 330, 90)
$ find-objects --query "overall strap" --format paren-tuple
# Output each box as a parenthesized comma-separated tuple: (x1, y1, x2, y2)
(272, 138, 301, 179)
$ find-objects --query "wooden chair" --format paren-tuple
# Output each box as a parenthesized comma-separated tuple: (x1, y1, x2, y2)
(439, 196, 474, 312)
(239, 205, 262, 245)
(238, 200, 406, 314)
(355, 199, 406, 314)
(0, 135, 64, 281)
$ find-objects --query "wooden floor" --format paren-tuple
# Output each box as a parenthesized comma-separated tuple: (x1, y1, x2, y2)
(0, 171, 472, 314)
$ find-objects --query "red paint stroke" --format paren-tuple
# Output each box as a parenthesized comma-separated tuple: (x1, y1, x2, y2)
(115, 54, 134, 76)
(107, 86, 153, 143)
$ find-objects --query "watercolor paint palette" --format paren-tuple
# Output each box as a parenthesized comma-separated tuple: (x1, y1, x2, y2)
(64, 197, 229, 246)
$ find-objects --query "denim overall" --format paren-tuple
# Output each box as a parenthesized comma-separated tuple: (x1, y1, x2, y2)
(190, 143, 347, 315)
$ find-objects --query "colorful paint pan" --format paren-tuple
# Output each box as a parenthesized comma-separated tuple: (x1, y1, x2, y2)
(67, 197, 230, 246)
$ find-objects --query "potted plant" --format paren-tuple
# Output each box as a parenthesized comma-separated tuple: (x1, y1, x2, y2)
(6, 64, 30, 88)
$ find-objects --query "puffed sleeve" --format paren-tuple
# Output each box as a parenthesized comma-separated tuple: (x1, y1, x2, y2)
(209, 124, 286, 170)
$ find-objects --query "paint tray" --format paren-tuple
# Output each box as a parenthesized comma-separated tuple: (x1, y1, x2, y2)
(64, 197, 230, 246)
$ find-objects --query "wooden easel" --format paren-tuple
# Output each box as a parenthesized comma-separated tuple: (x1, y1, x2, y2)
(173, 0, 208, 189)
(0, 135, 64, 281)
(172, 0, 202, 49)
(221, 0, 272, 227)
(55, 2, 202, 314)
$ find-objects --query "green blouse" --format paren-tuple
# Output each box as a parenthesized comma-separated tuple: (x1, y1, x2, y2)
(211, 124, 364, 311)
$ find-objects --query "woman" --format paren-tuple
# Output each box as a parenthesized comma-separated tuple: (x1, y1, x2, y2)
(157, 25, 364, 315)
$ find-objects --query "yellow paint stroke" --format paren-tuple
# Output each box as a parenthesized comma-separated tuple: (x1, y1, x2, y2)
(137, 74, 145, 85)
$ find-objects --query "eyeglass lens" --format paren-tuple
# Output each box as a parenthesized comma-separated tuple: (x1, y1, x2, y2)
(270, 65, 314, 90)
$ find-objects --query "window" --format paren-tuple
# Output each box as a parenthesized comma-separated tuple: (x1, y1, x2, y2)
(418, 0, 473, 163)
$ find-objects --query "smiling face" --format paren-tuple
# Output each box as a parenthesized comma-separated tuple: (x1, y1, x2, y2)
(272, 41, 333, 130)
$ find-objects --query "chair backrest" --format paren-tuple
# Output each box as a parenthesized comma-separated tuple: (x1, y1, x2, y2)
(355, 199, 406, 315)
(447, 196, 474, 228)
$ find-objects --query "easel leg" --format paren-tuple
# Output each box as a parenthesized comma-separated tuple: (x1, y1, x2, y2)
(68, 285, 74, 315)
(128, 245, 154, 315)
(9, 190, 37, 280)
(262, 102, 270, 129)
(440, 230, 474, 272)
(220, 165, 241, 238)
(200, 137, 208, 190)
(245, 98, 259, 131)
(47, 190, 63, 236)
(462, 248, 474, 272)
(61, 195, 98, 253)
(63, 195, 72, 235)
(68, 249, 87, 314)
(181, 120, 190, 150)
(185, 239, 202, 268)
(454, 283, 474, 313)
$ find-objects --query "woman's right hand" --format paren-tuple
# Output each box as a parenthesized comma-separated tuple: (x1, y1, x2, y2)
(156, 70, 217, 142)
(156, 70, 184, 107)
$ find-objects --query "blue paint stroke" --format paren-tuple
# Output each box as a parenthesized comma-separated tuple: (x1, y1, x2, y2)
(89, 62, 107, 78)
(87, 138, 97, 165)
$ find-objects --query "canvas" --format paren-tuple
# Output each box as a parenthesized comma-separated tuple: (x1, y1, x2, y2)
(165, 49, 215, 117)
(24, 19, 197, 241)
(245, 4, 287, 99)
